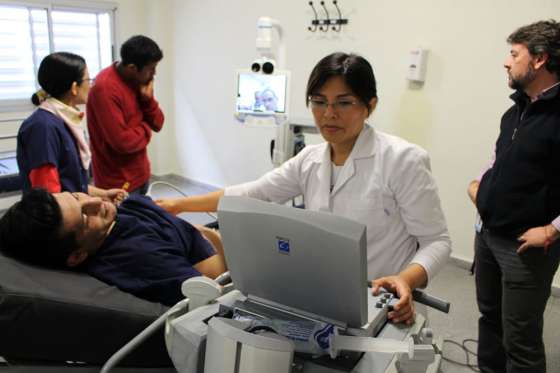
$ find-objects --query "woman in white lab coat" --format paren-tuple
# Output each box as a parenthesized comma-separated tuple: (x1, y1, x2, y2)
(157, 52, 451, 324)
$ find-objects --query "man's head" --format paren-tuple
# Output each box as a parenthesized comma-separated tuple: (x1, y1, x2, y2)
(505, 20, 560, 91)
(0, 189, 117, 268)
(260, 88, 278, 111)
(119, 35, 163, 85)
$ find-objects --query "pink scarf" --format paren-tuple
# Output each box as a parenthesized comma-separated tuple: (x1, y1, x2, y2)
(39, 98, 91, 170)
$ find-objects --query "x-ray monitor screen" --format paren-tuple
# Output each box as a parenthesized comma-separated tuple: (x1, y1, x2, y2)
(236, 71, 288, 114)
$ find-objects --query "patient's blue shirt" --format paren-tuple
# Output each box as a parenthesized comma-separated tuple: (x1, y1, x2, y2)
(85, 195, 215, 306)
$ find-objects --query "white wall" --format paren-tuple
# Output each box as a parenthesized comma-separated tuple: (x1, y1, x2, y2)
(152, 0, 560, 286)
(143, 0, 178, 174)
(111, 0, 147, 40)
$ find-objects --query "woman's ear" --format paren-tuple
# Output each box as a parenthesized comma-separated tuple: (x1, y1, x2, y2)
(70, 81, 79, 97)
(368, 97, 378, 115)
(66, 249, 88, 267)
(369, 97, 378, 113)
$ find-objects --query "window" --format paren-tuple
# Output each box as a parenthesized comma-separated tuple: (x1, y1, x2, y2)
(0, 2, 115, 105)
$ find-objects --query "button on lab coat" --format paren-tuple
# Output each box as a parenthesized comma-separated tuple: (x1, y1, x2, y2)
(226, 124, 451, 282)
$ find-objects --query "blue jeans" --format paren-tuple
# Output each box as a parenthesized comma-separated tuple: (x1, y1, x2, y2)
(475, 229, 560, 373)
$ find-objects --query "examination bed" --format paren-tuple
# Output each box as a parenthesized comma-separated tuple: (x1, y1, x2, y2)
(0, 250, 176, 372)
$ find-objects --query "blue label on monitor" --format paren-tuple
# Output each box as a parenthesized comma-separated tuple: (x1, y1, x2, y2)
(277, 237, 290, 255)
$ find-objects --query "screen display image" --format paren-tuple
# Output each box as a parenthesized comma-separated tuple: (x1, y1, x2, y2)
(236, 72, 288, 114)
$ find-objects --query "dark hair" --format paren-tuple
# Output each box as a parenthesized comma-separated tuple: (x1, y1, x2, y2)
(508, 19, 560, 79)
(120, 35, 163, 70)
(31, 52, 87, 105)
(306, 52, 377, 113)
(0, 188, 77, 268)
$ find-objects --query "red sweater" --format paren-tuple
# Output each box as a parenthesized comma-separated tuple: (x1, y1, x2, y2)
(86, 64, 164, 191)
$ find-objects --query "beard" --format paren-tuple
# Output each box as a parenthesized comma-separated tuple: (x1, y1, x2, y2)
(508, 64, 537, 91)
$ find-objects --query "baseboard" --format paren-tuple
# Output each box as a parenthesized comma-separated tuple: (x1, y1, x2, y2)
(151, 173, 220, 191)
(449, 255, 560, 298)
(449, 255, 474, 271)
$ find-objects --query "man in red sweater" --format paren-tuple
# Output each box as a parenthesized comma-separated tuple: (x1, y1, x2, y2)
(87, 35, 164, 195)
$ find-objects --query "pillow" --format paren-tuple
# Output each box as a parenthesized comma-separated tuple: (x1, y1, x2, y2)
(0, 251, 172, 367)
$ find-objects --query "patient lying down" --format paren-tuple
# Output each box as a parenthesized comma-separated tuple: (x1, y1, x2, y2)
(0, 188, 227, 306)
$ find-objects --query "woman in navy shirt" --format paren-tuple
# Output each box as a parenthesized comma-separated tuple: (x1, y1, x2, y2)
(17, 52, 126, 202)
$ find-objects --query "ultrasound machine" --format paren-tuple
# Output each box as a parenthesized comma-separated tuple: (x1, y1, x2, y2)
(164, 196, 447, 373)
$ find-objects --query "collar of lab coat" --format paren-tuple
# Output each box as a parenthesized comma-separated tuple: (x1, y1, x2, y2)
(311, 124, 376, 199)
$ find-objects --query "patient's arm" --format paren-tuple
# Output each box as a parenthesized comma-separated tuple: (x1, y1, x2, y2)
(193, 225, 227, 279)
(156, 189, 225, 214)
(196, 225, 224, 257)
(194, 256, 227, 280)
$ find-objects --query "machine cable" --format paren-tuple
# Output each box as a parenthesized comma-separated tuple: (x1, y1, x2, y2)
(100, 299, 189, 373)
(441, 338, 479, 372)
(146, 180, 218, 220)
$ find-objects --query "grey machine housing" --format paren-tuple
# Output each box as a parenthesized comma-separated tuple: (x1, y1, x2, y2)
(218, 195, 368, 328)
(165, 196, 441, 373)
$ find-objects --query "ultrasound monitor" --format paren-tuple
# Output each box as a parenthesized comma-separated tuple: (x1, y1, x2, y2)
(218, 196, 368, 327)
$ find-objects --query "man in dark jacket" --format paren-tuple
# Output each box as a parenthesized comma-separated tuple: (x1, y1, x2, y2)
(468, 20, 560, 373)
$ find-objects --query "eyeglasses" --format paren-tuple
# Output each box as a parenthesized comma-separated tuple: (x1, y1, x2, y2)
(79, 78, 95, 86)
(308, 96, 360, 113)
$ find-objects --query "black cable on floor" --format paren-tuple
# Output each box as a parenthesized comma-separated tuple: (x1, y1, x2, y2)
(442, 338, 480, 372)
(462, 338, 478, 356)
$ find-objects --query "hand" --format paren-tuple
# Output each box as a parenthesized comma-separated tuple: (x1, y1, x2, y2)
(517, 225, 559, 254)
(105, 189, 128, 205)
(372, 275, 415, 325)
(155, 198, 183, 215)
(467, 180, 479, 205)
(139, 79, 154, 101)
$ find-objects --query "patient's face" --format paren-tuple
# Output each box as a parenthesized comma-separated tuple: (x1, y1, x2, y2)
(54, 192, 117, 254)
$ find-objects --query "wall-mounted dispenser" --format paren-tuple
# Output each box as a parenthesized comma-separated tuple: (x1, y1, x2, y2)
(407, 48, 428, 83)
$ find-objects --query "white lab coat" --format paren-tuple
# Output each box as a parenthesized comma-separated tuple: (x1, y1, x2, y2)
(225, 124, 451, 282)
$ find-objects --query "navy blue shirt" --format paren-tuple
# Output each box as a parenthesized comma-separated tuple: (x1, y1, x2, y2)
(85, 195, 215, 306)
(17, 109, 89, 193)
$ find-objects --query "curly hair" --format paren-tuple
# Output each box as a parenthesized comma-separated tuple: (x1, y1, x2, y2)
(508, 19, 560, 78)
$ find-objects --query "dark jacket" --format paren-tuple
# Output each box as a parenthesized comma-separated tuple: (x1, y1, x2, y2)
(476, 83, 560, 236)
